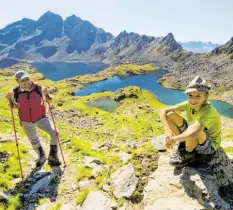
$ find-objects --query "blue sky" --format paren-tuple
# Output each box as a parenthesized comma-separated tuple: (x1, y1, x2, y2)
(1, 0, 233, 44)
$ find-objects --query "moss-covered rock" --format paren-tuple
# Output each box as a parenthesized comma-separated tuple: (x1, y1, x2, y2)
(114, 86, 141, 101)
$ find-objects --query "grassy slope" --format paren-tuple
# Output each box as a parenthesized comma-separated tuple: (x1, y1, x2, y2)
(0, 63, 161, 208)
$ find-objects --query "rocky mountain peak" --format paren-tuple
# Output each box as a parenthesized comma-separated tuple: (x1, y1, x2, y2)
(116, 30, 130, 39)
(0, 18, 37, 46)
(63, 14, 113, 53)
(115, 31, 154, 45)
(156, 32, 182, 53)
(166, 32, 175, 40)
(211, 36, 233, 58)
(95, 28, 114, 44)
(37, 11, 63, 41)
(37, 11, 62, 23)
(65, 14, 82, 25)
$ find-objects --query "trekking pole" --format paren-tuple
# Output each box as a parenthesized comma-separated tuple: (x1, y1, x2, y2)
(47, 100, 67, 167)
(9, 102, 24, 179)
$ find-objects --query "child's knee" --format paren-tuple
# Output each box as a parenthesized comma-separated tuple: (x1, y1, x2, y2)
(185, 139, 198, 151)
(167, 112, 184, 127)
(186, 144, 196, 152)
(196, 130, 207, 144)
(167, 111, 176, 120)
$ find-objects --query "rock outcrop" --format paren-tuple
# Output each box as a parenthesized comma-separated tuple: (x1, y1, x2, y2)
(161, 36, 233, 100)
(212, 37, 233, 57)
(114, 86, 141, 101)
(144, 136, 233, 210)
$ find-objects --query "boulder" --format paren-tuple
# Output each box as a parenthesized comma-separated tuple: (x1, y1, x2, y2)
(0, 191, 9, 201)
(151, 135, 166, 152)
(114, 87, 141, 102)
(79, 180, 95, 191)
(110, 163, 138, 199)
(91, 165, 105, 178)
(81, 191, 117, 210)
(60, 203, 77, 210)
(0, 151, 10, 163)
(30, 173, 56, 194)
(84, 156, 104, 169)
(118, 152, 131, 163)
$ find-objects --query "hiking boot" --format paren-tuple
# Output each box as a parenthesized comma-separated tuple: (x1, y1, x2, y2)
(169, 149, 196, 167)
(48, 145, 61, 166)
(170, 142, 185, 159)
(36, 146, 46, 167)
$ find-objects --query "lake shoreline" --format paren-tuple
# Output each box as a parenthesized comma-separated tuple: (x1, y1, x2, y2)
(63, 63, 156, 89)
(73, 65, 232, 106)
(31, 61, 233, 117)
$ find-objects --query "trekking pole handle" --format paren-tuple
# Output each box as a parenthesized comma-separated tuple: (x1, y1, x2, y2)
(8, 99, 20, 109)
(46, 94, 52, 101)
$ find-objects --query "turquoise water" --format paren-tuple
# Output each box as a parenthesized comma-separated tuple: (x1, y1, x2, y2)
(75, 70, 233, 118)
(33, 62, 109, 81)
(87, 98, 120, 112)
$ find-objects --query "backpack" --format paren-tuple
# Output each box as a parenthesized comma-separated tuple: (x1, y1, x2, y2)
(13, 84, 43, 102)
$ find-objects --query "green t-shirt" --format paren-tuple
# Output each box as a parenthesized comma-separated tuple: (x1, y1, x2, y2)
(174, 101, 221, 150)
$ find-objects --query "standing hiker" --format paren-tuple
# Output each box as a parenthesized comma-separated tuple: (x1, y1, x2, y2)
(160, 76, 221, 167)
(6, 70, 61, 167)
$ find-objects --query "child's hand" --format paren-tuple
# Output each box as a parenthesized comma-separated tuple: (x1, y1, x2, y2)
(165, 130, 173, 140)
(165, 138, 175, 148)
(165, 130, 175, 148)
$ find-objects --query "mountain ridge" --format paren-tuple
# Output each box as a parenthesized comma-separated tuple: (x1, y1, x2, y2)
(0, 11, 183, 64)
(0, 11, 114, 61)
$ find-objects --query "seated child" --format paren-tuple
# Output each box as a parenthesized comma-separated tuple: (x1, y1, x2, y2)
(160, 76, 221, 167)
